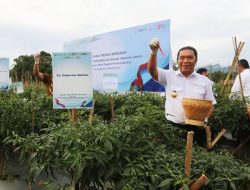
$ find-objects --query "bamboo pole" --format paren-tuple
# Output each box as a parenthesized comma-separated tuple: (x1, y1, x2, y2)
(205, 125, 212, 150)
(236, 57, 246, 107)
(185, 131, 194, 177)
(179, 174, 209, 190)
(88, 108, 94, 125)
(190, 174, 209, 190)
(233, 36, 245, 101)
(211, 129, 226, 147)
(232, 36, 237, 53)
(223, 37, 244, 87)
(223, 56, 238, 86)
(71, 109, 78, 123)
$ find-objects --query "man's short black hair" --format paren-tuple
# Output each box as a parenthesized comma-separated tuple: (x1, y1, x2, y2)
(238, 59, 249, 69)
(197, 68, 207, 74)
(177, 46, 198, 61)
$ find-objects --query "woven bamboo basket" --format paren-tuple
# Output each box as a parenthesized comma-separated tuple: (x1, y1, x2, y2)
(182, 98, 212, 127)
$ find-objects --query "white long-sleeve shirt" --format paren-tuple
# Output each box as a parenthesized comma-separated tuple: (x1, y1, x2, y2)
(157, 68, 216, 124)
(231, 69, 250, 98)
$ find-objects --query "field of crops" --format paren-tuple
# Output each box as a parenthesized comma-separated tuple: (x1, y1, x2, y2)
(0, 84, 249, 190)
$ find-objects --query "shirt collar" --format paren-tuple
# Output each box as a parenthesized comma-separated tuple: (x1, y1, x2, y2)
(176, 70, 197, 78)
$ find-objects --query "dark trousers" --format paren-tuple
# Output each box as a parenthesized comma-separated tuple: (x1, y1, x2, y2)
(167, 120, 206, 147)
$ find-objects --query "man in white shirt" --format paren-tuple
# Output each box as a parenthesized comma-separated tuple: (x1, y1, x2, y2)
(148, 38, 216, 146)
(231, 59, 250, 99)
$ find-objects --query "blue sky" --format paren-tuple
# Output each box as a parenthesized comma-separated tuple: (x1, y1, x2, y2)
(1, 0, 250, 68)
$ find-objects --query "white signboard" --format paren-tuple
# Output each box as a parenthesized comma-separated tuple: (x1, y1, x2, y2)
(0, 58, 9, 91)
(52, 52, 93, 109)
(12, 82, 24, 93)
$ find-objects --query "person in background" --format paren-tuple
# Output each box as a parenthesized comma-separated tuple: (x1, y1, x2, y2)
(197, 67, 214, 86)
(33, 53, 53, 96)
(231, 59, 250, 99)
(147, 37, 216, 146)
(197, 67, 209, 77)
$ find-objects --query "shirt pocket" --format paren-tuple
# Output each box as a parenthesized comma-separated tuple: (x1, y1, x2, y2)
(193, 87, 205, 98)
(171, 86, 183, 92)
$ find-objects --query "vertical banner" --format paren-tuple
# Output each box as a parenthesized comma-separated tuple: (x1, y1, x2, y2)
(52, 52, 93, 109)
(64, 19, 171, 92)
(0, 58, 9, 91)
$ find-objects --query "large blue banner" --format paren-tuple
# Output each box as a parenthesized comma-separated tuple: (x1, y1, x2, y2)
(64, 19, 171, 92)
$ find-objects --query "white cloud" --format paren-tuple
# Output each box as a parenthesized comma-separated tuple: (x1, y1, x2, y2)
(0, 0, 250, 68)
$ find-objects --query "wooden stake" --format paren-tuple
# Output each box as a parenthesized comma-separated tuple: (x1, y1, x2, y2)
(223, 56, 238, 86)
(190, 174, 209, 190)
(185, 131, 194, 177)
(205, 125, 212, 150)
(71, 109, 78, 123)
(211, 129, 226, 147)
(88, 108, 94, 125)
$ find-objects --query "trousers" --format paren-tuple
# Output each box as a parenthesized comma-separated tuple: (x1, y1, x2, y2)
(167, 120, 206, 147)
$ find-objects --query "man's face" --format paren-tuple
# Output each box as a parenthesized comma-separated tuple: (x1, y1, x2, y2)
(238, 64, 244, 73)
(177, 49, 197, 77)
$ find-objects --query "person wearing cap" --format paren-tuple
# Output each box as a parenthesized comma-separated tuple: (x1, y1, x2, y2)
(147, 38, 216, 146)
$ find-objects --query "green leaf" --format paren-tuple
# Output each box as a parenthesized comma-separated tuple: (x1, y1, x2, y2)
(29, 152, 37, 160)
(105, 140, 113, 152)
(230, 182, 236, 190)
(95, 153, 105, 166)
(182, 184, 189, 190)
(157, 178, 172, 188)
